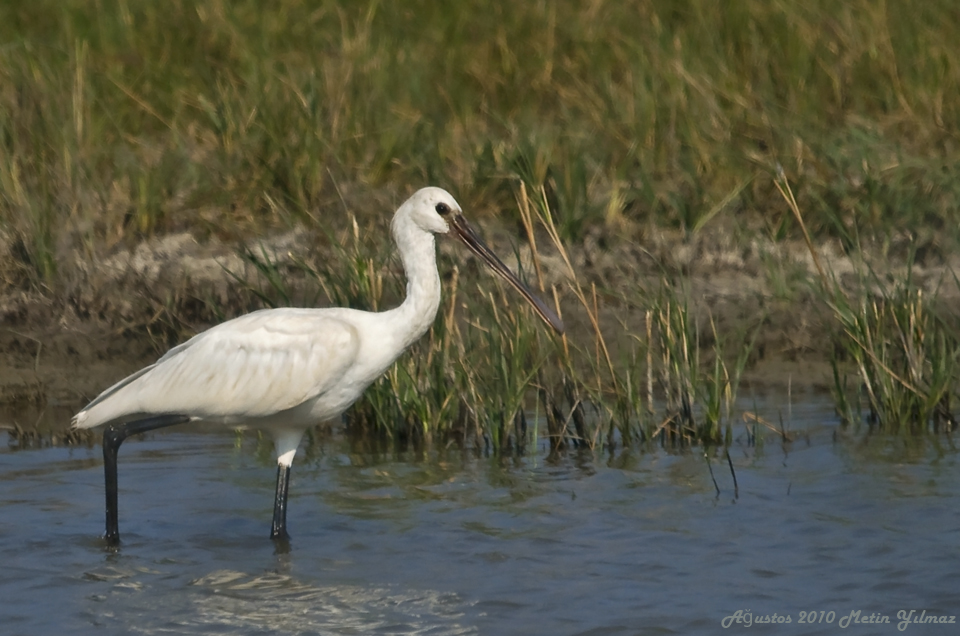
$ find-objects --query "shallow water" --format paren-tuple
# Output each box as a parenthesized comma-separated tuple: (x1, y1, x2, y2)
(2, 400, 959, 635)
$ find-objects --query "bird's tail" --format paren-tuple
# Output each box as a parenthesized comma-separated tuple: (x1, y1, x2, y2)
(71, 411, 88, 429)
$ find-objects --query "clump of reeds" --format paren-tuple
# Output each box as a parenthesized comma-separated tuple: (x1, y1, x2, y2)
(828, 282, 957, 432)
(649, 286, 755, 445)
(775, 171, 959, 433)
(470, 183, 757, 451)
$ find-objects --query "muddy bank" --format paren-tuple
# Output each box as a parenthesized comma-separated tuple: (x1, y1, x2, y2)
(2, 222, 959, 414)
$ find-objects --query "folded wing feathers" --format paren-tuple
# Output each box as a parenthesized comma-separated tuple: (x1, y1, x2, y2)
(72, 312, 359, 429)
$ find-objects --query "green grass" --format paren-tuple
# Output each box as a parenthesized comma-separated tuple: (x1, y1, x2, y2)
(4, 1, 960, 444)
(776, 173, 960, 434)
(4, 0, 960, 287)
(827, 266, 960, 433)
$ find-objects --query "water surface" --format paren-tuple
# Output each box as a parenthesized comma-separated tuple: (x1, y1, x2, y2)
(2, 401, 958, 635)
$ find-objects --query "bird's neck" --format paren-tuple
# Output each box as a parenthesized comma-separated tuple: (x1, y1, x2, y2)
(388, 224, 442, 351)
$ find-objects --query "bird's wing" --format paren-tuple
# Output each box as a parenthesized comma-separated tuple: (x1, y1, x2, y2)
(74, 311, 360, 427)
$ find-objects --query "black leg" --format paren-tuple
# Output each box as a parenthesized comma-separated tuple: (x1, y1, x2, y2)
(102, 414, 190, 546)
(270, 464, 291, 541)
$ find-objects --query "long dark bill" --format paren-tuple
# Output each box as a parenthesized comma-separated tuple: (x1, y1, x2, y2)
(450, 214, 564, 334)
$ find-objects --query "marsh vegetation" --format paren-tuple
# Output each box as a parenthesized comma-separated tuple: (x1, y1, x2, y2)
(3, 0, 960, 443)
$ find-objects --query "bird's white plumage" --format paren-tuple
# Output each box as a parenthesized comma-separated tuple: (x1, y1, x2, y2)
(72, 186, 567, 543)
(74, 309, 360, 428)
(72, 187, 462, 469)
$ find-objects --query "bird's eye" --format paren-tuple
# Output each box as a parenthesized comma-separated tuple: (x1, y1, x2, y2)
(435, 202, 451, 216)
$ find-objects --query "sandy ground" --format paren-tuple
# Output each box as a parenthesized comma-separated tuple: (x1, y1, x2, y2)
(3, 222, 959, 418)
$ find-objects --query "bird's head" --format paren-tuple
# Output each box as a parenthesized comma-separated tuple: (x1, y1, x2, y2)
(393, 187, 564, 335)
(397, 186, 462, 235)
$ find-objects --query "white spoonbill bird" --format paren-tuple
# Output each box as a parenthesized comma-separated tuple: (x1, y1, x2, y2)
(73, 187, 563, 545)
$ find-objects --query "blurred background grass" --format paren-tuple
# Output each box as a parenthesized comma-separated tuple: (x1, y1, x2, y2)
(3, 0, 960, 443)
(3, 0, 959, 286)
